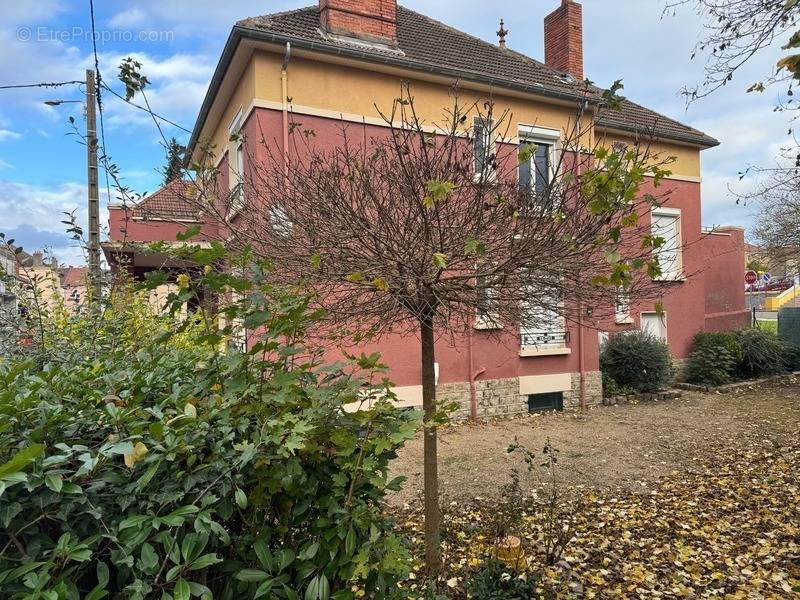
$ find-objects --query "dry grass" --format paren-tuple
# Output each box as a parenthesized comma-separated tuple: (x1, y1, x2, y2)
(389, 382, 800, 506)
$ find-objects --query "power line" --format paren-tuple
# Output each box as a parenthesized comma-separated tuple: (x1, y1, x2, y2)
(0, 80, 83, 91)
(100, 83, 193, 134)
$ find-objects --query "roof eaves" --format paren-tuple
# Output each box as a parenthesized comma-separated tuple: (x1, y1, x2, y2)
(187, 24, 599, 157)
(595, 121, 720, 149)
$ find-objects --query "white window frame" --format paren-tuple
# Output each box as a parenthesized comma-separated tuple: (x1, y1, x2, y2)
(473, 116, 496, 183)
(227, 108, 245, 220)
(474, 272, 502, 330)
(614, 288, 633, 324)
(651, 207, 683, 281)
(518, 125, 560, 195)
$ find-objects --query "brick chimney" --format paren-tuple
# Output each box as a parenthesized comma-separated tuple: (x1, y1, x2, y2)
(544, 0, 584, 81)
(319, 0, 398, 45)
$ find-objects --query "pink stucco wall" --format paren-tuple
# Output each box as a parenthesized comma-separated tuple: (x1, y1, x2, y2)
(699, 227, 750, 332)
(109, 106, 747, 390)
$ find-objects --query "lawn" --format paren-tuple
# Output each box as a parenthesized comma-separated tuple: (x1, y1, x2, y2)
(756, 319, 778, 334)
(391, 382, 800, 597)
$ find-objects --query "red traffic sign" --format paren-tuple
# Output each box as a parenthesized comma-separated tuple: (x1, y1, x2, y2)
(745, 271, 758, 285)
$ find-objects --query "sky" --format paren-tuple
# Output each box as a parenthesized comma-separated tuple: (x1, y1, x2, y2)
(0, 0, 790, 265)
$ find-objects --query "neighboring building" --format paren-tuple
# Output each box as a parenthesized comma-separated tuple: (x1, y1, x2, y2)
(23, 252, 62, 312)
(0, 246, 20, 354)
(103, 180, 217, 310)
(60, 266, 89, 311)
(107, 0, 749, 415)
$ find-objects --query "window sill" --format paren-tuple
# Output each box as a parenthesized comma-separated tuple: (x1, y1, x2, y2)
(519, 346, 571, 358)
(474, 321, 503, 331)
(653, 275, 685, 283)
(615, 317, 634, 325)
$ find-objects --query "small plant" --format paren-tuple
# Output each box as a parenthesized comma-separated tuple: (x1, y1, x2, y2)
(736, 328, 791, 379)
(467, 559, 541, 600)
(505, 440, 578, 567)
(686, 331, 742, 385)
(601, 372, 636, 398)
(600, 331, 673, 392)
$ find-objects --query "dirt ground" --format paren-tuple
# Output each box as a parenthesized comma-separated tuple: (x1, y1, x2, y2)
(388, 383, 800, 506)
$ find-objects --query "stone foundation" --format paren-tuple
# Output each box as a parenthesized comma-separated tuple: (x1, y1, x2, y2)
(439, 371, 603, 421)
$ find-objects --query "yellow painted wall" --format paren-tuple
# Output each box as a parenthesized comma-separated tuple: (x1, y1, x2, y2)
(205, 47, 703, 179)
(208, 60, 257, 163)
(596, 132, 701, 179)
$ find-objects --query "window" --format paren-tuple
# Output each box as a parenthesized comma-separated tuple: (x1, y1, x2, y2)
(473, 117, 495, 181)
(641, 311, 667, 341)
(475, 273, 501, 329)
(520, 288, 568, 350)
(519, 126, 559, 213)
(651, 208, 682, 280)
(527, 392, 564, 413)
(270, 205, 293, 237)
(227, 109, 245, 220)
(519, 140, 553, 197)
(615, 288, 632, 324)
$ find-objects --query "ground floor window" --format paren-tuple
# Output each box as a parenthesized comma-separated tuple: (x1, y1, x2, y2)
(641, 311, 667, 341)
(527, 392, 564, 413)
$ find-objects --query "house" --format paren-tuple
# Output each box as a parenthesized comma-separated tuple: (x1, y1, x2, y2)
(107, 0, 749, 416)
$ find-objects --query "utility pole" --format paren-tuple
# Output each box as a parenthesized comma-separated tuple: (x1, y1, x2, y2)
(85, 69, 102, 302)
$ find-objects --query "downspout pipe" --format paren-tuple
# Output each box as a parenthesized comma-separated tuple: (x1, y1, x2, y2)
(466, 327, 485, 420)
(281, 42, 292, 180)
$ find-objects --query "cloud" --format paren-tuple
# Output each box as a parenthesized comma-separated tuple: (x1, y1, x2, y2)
(0, 129, 21, 141)
(108, 8, 149, 29)
(0, 159, 13, 170)
(0, 180, 88, 234)
(0, 179, 114, 264)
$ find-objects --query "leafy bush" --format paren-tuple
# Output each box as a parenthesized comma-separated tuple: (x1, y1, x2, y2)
(735, 328, 790, 379)
(686, 332, 742, 386)
(467, 559, 540, 600)
(600, 331, 672, 392)
(0, 251, 417, 599)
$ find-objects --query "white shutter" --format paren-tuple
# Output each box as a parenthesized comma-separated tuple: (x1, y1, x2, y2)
(652, 210, 682, 279)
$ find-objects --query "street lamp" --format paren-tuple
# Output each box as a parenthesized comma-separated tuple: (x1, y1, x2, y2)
(43, 99, 82, 106)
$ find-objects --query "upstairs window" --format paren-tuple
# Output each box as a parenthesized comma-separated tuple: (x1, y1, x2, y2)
(519, 141, 553, 197)
(651, 208, 682, 280)
(518, 126, 559, 206)
(473, 117, 495, 181)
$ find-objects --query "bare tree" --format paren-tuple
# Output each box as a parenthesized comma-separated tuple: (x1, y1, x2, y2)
(664, 0, 800, 102)
(181, 83, 675, 572)
(751, 171, 800, 275)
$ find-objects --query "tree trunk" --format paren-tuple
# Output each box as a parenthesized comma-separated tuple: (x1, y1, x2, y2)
(420, 314, 442, 574)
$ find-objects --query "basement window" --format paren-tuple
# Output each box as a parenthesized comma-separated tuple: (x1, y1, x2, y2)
(527, 392, 564, 413)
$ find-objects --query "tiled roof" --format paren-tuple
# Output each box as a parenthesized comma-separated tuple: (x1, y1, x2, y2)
(233, 6, 718, 148)
(60, 266, 88, 288)
(130, 180, 202, 222)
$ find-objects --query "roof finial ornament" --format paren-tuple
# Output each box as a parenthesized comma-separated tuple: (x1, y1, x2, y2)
(497, 18, 508, 49)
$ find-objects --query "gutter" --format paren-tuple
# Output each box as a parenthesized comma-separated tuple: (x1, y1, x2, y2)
(187, 25, 601, 158)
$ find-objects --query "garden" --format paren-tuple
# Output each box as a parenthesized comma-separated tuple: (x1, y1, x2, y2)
(1, 244, 799, 599)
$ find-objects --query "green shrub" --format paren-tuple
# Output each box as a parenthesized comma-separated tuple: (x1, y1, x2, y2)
(600, 331, 672, 393)
(0, 253, 417, 599)
(686, 332, 742, 386)
(467, 559, 541, 600)
(735, 328, 791, 379)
